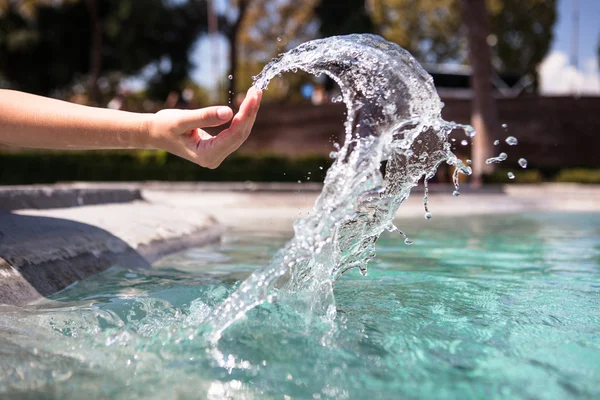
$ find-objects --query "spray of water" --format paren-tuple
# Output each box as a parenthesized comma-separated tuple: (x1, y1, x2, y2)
(206, 34, 473, 342)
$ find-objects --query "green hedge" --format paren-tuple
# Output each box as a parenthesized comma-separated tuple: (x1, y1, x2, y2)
(0, 151, 332, 185)
(483, 169, 544, 184)
(1, 151, 598, 185)
(484, 168, 600, 184)
(555, 169, 600, 184)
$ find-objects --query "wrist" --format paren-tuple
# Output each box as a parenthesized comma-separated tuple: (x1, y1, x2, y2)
(134, 112, 157, 149)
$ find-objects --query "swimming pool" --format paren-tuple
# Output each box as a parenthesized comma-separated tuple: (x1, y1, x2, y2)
(1, 212, 599, 399)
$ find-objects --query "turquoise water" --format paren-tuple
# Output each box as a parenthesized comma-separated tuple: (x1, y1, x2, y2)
(1, 212, 599, 399)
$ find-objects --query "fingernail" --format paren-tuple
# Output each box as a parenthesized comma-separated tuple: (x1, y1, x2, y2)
(217, 107, 231, 120)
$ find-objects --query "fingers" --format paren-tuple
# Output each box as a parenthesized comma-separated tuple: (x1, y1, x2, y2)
(178, 106, 233, 131)
(212, 88, 262, 156)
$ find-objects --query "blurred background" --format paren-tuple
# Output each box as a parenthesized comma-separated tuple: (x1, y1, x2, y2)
(0, 0, 598, 185)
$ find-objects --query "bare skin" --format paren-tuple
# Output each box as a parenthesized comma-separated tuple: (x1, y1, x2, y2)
(0, 88, 263, 169)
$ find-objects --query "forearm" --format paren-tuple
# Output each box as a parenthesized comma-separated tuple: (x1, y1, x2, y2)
(0, 89, 150, 150)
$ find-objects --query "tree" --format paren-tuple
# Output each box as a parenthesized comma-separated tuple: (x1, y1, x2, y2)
(370, 0, 556, 86)
(235, 0, 318, 101)
(370, 0, 464, 64)
(461, 0, 497, 184)
(219, 0, 251, 101)
(488, 0, 556, 87)
(0, 0, 209, 103)
(315, 0, 374, 37)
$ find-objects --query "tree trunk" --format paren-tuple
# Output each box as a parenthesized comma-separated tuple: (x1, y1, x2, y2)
(227, 0, 250, 105)
(461, 0, 497, 186)
(87, 0, 102, 105)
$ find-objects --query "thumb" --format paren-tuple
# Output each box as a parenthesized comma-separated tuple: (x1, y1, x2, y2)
(178, 106, 233, 130)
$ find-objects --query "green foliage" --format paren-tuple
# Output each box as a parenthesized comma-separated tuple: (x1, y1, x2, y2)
(483, 169, 543, 184)
(555, 169, 600, 184)
(0, 0, 209, 100)
(484, 168, 600, 185)
(369, 0, 556, 85)
(236, 0, 318, 97)
(0, 151, 332, 185)
(488, 0, 557, 85)
(315, 0, 374, 37)
(370, 0, 464, 64)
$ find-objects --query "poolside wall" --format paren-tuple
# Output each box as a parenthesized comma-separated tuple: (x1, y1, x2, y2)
(242, 96, 600, 169)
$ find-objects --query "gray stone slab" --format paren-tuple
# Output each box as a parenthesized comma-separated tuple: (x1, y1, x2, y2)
(0, 199, 223, 305)
(0, 185, 142, 211)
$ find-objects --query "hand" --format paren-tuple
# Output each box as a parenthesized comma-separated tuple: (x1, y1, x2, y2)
(146, 87, 262, 169)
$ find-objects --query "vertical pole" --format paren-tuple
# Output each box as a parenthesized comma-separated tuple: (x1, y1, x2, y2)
(208, 0, 220, 103)
(86, 0, 102, 105)
(461, 0, 498, 186)
(571, 0, 579, 95)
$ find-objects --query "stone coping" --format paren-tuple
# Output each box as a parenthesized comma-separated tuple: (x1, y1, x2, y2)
(0, 185, 142, 211)
(0, 185, 224, 305)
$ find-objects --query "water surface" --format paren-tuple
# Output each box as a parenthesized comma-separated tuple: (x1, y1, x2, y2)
(1, 213, 598, 399)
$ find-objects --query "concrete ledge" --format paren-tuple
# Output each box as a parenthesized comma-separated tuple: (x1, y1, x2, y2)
(0, 187, 224, 305)
(0, 184, 142, 211)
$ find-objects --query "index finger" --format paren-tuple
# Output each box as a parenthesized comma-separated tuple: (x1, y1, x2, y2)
(211, 88, 262, 155)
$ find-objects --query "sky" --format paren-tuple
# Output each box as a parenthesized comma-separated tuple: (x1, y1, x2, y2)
(538, 0, 600, 95)
(189, 0, 600, 96)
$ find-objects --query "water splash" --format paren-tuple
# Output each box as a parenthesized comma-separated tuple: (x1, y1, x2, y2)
(206, 34, 473, 342)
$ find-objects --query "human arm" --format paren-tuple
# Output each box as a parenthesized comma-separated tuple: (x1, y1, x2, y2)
(0, 88, 262, 168)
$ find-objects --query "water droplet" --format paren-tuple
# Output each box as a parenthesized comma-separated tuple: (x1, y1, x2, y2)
(486, 152, 507, 164)
(494, 140, 500, 146)
(518, 158, 528, 168)
(228, 74, 233, 80)
(461, 140, 468, 146)
(424, 211, 432, 220)
(277, 37, 282, 42)
(329, 151, 337, 159)
(319, 166, 324, 170)
(297, 180, 301, 183)
(505, 136, 518, 146)
(466, 159, 472, 165)
(507, 172, 515, 179)
(501, 123, 508, 129)
(452, 190, 460, 197)
(404, 238, 413, 245)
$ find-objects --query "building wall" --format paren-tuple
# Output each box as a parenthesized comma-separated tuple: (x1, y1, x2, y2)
(241, 97, 600, 169)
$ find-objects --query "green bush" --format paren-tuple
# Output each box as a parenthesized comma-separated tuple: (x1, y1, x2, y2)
(0, 151, 332, 185)
(555, 169, 600, 184)
(483, 169, 544, 184)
